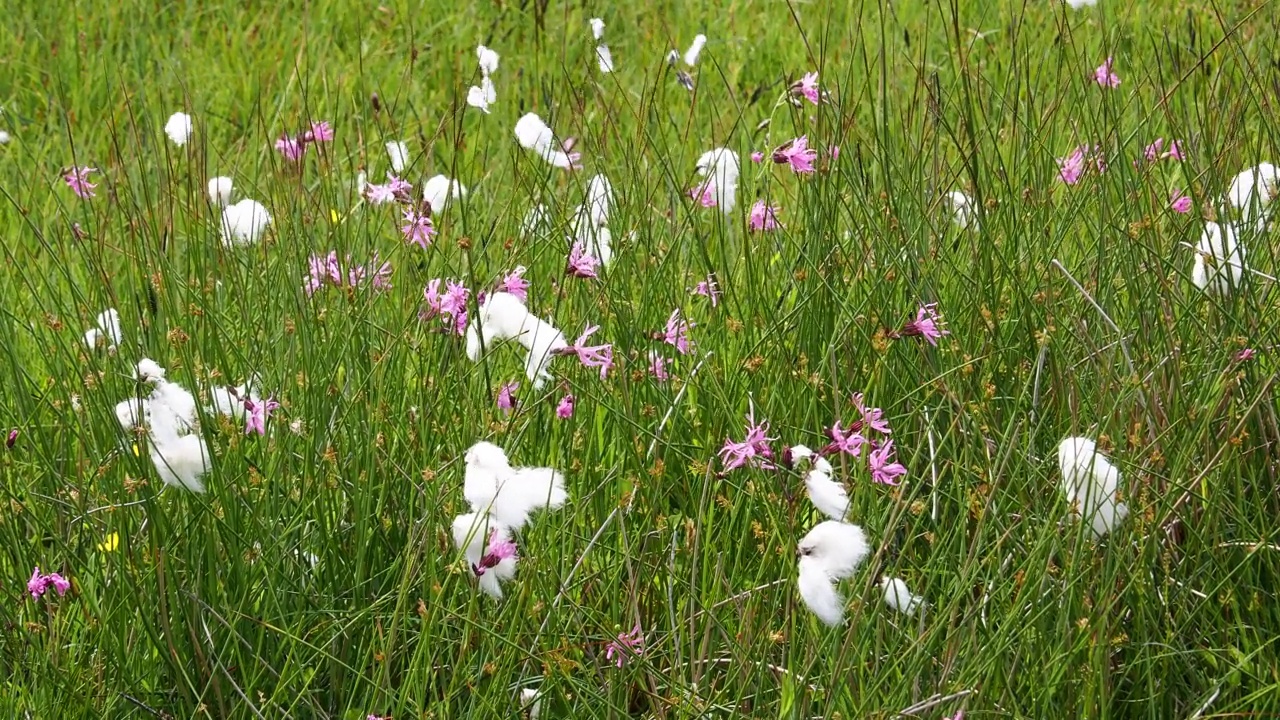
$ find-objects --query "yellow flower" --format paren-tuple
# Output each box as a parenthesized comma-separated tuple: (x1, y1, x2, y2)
(97, 532, 119, 552)
(330, 208, 340, 224)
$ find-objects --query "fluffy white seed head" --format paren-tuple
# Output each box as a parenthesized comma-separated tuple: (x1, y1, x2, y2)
(880, 576, 925, 616)
(589, 17, 605, 40)
(1191, 221, 1247, 297)
(797, 521, 870, 579)
(208, 176, 234, 207)
(477, 45, 500, 74)
(220, 199, 271, 246)
(695, 148, 740, 214)
(422, 174, 467, 212)
(683, 34, 707, 66)
(1057, 437, 1129, 538)
(164, 112, 193, 147)
(386, 140, 409, 173)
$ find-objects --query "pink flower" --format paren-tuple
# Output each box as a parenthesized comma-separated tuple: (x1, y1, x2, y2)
(748, 201, 782, 232)
(556, 394, 575, 418)
(868, 439, 908, 485)
(1058, 146, 1087, 185)
(719, 410, 775, 472)
(401, 208, 436, 249)
(275, 135, 305, 161)
(567, 241, 600, 279)
(830, 145, 840, 160)
(772, 136, 818, 174)
(649, 352, 670, 381)
(750, 151, 764, 163)
(64, 166, 98, 198)
(420, 279, 469, 334)
(560, 325, 615, 378)
(46, 573, 71, 596)
(1171, 191, 1193, 214)
(365, 173, 413, 205)
(1235, 348, 1256, 363)
(245, 396, 280, 435)
(898, 303, 949, 346)
(693, 275, 720, 307)
(944, 713, 964, 720)
(498, 267, 530, 302)
(28, 567, 46, 598)
(604, 623, 645, 668)
(823, 422, 868, 458)
(474, 530, 518, 575)
(662, 309, 694, 355)
(306, 120, 334, 143)
(793, 71, 821, 105)
(689, 181, 718, 207)
(304, 251, 342, 295)
(1142, 138, 1185, 164)
(851, 392, 892, 435)
(497, 382, 519, 414)
(1094, 57, 1120, 88)
(6, 428, 17, 449)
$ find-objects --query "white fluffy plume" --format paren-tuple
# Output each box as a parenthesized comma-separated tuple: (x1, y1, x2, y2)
(1191, 221, 1247, 297)
(1057, 437, 1128, 538)
(220, 199, 271, 246)
(208, 176, 234, 207)
(83, 308, 123, 351)
(683, 34, 707, 66)
(695, 148, 740, 214)
(422, 174, 467, 212)
(119, 359, 210, 492)
(164, 112, 193, 147)
(945, 190, 978, 231)
(790, 445, 849, 521)
(1227, 163, 1278, 224)
(463, 440, 568, 531)
(386, 140, 409, 173)
(464, 292, 568, 390)
(514, 113, 578, 169)
(796, 521, 870, 626)
(880, 576, 925, 617)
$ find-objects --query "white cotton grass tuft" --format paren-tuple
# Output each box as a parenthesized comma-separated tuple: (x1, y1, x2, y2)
(797, 521, 870, 626)
(422, 174, 467, 213)
(464, 292, 568, 390)
(695, 148, 740, 214)
(1191, 221, 1248, 297)
(1226, 163, 1279, 220)
(0, 130, 10, 145)
(464, 440, 568, 531)
(569, 174, 615, 266)
(880, 576, 925, 617)
(1057, 437, 1129, 539)
(207, 176, 234, 207)
(1065, 0, 1098, 7)
(683, 34, 707, 66)
(83, 308, 123, 351)
(164, 112, 193, 147)
(944, 190, 978, 231)
(451, 512, 519, 599)
(220, 199, 271, 246)
(120, 358, 210, 492)
(466, 76, 497, 113)
(520, 687, 543, 719)
(589, 18, 606, 40)
(590, 18, 614, 73)
(791, 445, 849, 522)
(477, 45, 500, 74)
(521, 204, 551, 237)
(514, 113, 578, 169)
(386, 140, 410, 173)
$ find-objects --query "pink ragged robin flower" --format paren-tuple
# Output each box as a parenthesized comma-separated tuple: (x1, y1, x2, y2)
(497, 381, 519, 414)
(822, 421, 868, 458)
(718, 409, 775, 472)
(604, 623, 645, 668)
(1143, 138, 1184, 163)
(365, 173, 413, 205)
(689, 181, 718, 207)
(661, 309, 694, 355)
(748, 200, 782, 232)
(693, 274, 720, 307)
(1094, 57, 1120, 88)
(772, 136, 818, 174)
(792, 71, 821, 105)
(401, 208, 436, 249)
(1234, 348, 1256, 363)
(305, 120, 334, 143)
(1171, 191, 1193, 214)
(558, 325, 615, 378)
(27, 567, 71, 599)
(868, 439, 908, 485)
(649, 352, 670, 381)
(64, 167, 98, 199)
(851, 392, 892, 435)
(556, 394, 575, 418)
(473, 530, 518, 576)
(497, 266, 530, 302)
(244, 396, 280, 435)
(895, 302, 949, 345)
(750, 151, 765, 163)
(275, 135, 305, 161)
(567, 241, 600, 279)
(5, 428, 16, 449)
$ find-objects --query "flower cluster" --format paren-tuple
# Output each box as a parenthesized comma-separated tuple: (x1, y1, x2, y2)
(28, 566, 71, 599)
(304, 252, 393, 296)
(275, 120, 334, 161)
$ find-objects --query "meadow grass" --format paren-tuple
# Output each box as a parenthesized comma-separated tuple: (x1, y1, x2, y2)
(2, 0, 1279, 717)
